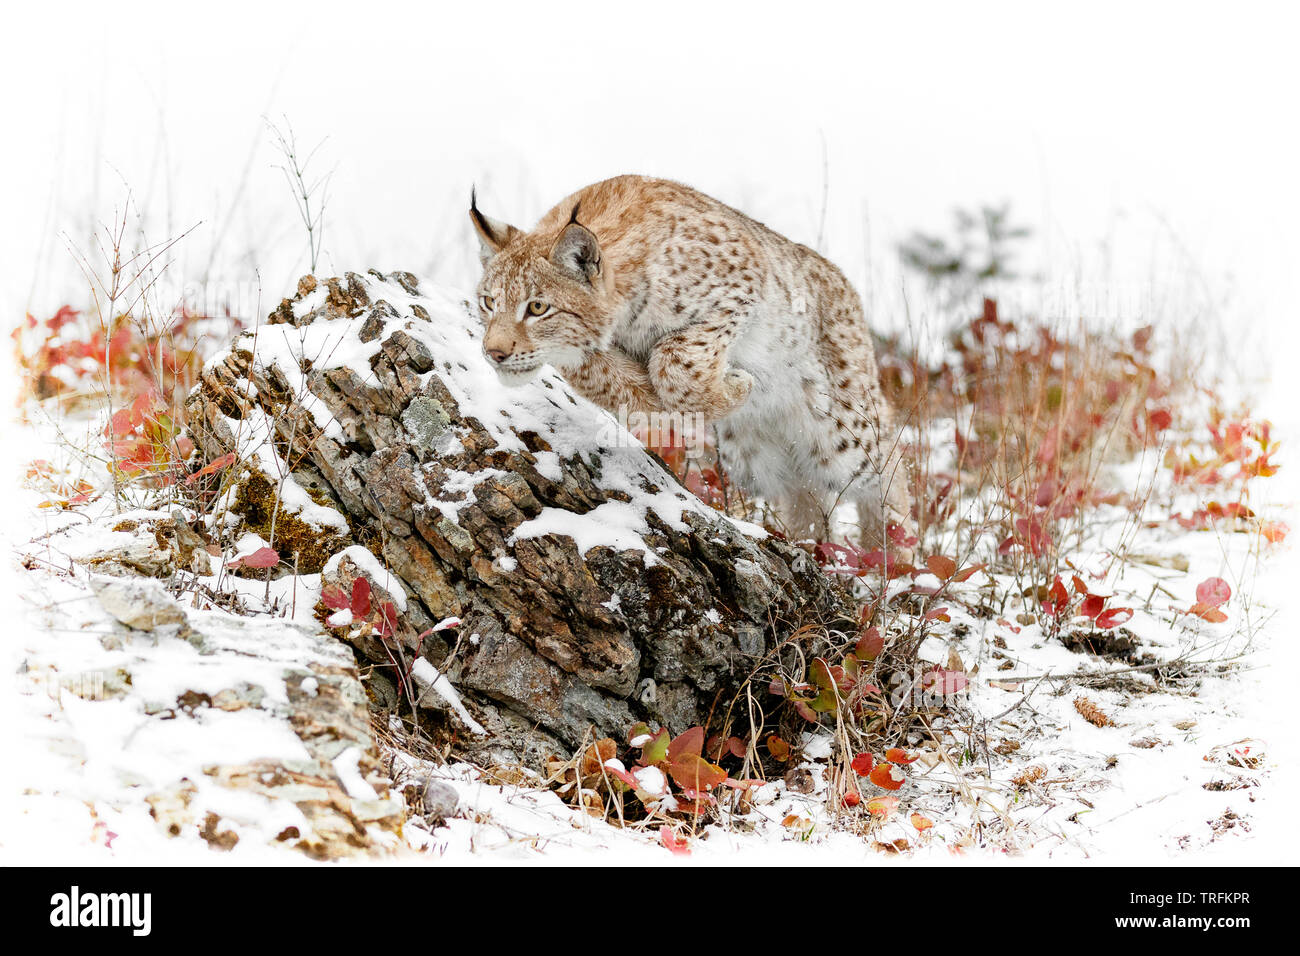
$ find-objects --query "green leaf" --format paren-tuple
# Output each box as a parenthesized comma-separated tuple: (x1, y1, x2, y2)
(641, 727, 670, 766)
(842, 653, 861, 681)
(809, 658, 839, 714)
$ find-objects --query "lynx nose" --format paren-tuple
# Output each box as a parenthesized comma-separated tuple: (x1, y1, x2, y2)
(486, 348, 509, 364)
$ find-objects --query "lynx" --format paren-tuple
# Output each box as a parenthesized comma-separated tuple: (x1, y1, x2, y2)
(469, 175, 912, 551)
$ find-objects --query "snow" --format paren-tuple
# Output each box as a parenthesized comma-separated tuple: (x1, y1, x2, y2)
(511, 501, 664, 566)
(532, 451, 562, 481)
(632, 765, 667, 797)
(332, 747, 379, 801)
(411, 658, 485, 735)
(426, 465, 505, 524)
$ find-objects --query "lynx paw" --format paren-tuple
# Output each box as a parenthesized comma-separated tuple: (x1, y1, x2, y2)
(719, 369, 754, 412)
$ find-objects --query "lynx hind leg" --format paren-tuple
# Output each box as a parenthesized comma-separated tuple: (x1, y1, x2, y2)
(856, 451, 915, 561)
(781, 489, 830, 543)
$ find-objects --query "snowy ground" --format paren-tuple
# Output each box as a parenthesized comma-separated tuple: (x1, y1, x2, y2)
(387, 492, 1298, 865)
(3, 291, 1294, 865)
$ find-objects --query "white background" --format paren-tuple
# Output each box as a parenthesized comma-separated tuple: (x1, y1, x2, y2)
(3, 0, 1296, 359)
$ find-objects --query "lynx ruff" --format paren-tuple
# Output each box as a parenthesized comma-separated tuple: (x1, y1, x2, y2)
(470, 175, 913, 552)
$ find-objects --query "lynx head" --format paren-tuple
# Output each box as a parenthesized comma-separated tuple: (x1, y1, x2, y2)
(470, 192, 616, 384)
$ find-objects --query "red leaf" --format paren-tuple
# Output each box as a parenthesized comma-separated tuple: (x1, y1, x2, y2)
(184, 452, 236, 485)
(923, 606, 950, 622)
(1195, 576, 1231, 608)
(842, 791, 861, 808)
(667, 752, 727, 792)
(855, 627, 884, 661)
(1080, 594, 1106, 620)
(868, 763, 907, 790)
(1261, 521, 1289, 544)
(887, 522, 919, 549)
(910, 812, 934, 832)
(766, 735, 791, 762)
(792, 700, 818, 723)
(659, 826, 690, 856)
(667, 726, 705, 762)
(925, 555, 957, 579)
(1043, 575, 1070, 616)
(951, 563, 986, 583)
(350, 578, 371, 619)
(850, 752, 874, 776)
(884, 748, 918, 765)
(604, 765, 639, 789)
(1034, 478, 1058, 507)
(705, 734, 724, 761)
(243, 547, 280, 569)
(1187, 602, 1229, 623)
(227, 546, 279, 569)
(375, 601, 399, 638)
(320, 585, 350, 611)
(1095, 607, 1133, 629)
(131, 391, 156, 421)
(866, 795, 900, 817)
(886, 561, 917, 580)
(922, 667, 968, 695)
(108, 407, 137, 437)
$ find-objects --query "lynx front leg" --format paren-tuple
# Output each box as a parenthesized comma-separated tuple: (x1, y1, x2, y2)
(564, 347, 666, 416)
(647, 317, 752, 421)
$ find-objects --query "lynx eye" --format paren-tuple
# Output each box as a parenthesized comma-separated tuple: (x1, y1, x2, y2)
(526, 300, 549, 318)
(479, 295, 495, 312)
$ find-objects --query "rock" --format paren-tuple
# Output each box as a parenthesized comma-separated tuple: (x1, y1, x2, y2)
(81, 530, 174, 578)
(184, 270, 855, 766)
(145, 610, 405, 859)
(71, 511, 212, 578)
(90, 576, 187, 631)
(420, 779, 461, 822)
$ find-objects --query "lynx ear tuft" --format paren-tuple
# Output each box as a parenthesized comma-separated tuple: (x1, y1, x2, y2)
(550, 220, 602, 286)
(469, 188, 521, 265)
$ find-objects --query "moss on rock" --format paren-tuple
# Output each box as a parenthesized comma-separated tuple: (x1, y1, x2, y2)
(230, 470, 349, 574)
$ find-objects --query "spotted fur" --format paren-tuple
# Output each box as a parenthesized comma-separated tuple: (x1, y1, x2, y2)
(470, 175, 912, 548)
